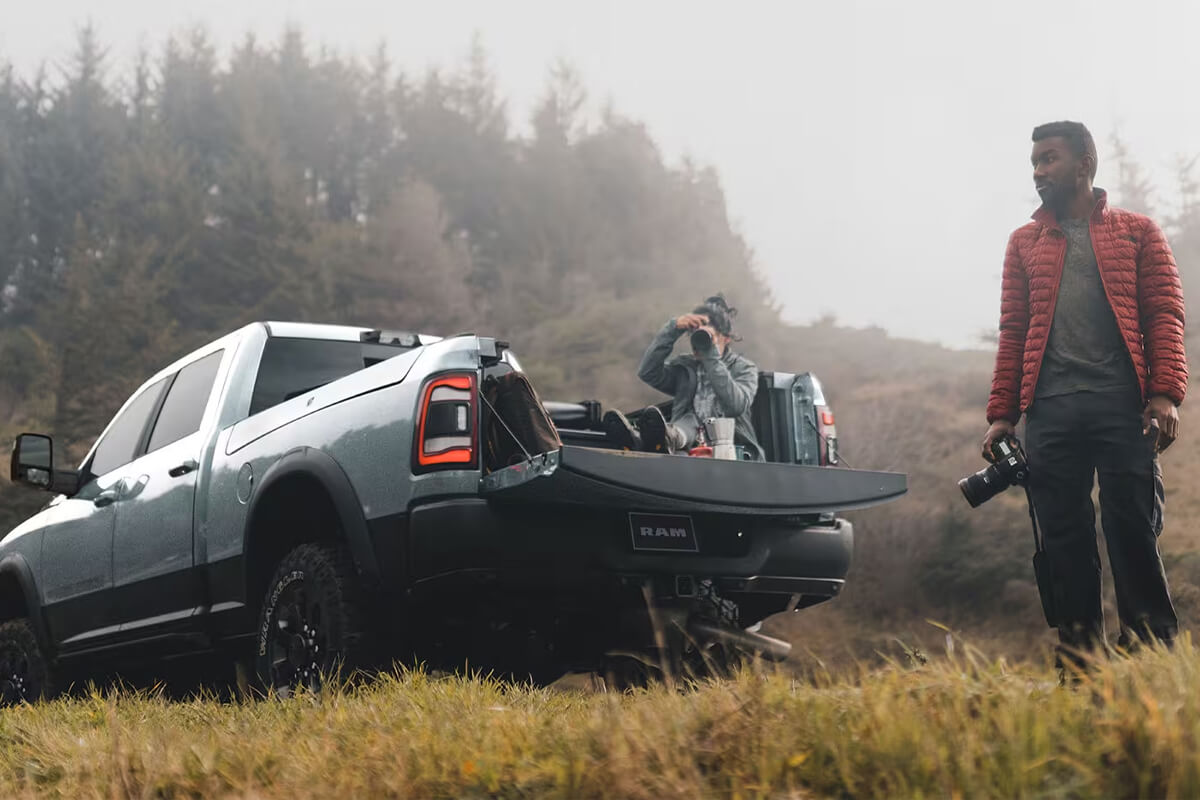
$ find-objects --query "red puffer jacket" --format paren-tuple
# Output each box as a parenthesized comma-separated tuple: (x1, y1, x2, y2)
(987, 190, 1187, 424)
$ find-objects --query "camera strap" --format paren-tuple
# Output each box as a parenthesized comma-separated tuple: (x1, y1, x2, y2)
(1023, 485, 1044, 553)
(1024, 483, 1059, 628)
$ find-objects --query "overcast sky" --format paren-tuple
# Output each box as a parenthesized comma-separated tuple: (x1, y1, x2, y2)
(4, 0, 1199, 347)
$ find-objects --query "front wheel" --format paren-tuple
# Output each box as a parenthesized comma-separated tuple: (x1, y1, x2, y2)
(0, 619, 54, 705)
(255, 544, 369, 697)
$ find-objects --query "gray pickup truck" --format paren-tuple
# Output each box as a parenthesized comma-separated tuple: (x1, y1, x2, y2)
(3, 321, 905, 700)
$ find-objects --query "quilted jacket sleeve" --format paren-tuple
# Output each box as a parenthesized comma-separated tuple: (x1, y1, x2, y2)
(987, 232, 1029, 423)
(698, 351, 759, 417)
(638, 320, 687, 396)
(1138, 217, 1188, 405)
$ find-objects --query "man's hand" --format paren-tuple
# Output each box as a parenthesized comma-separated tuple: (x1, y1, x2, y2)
(981, 420, 1016, 461)
(1143, 394, 1180, 452)
(675, 313, 709, 331)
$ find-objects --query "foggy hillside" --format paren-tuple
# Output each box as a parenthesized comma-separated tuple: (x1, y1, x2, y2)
(2, 27, 1200, 658)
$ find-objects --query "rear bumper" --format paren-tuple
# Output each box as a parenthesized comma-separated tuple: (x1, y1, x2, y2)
(396, 498, 853, 600)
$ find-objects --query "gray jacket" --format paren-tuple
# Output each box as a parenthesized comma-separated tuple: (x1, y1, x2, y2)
(637, 320, 764, 460)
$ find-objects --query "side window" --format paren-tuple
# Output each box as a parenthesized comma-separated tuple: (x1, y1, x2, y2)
(249, 338, 404, 416)
(146, 350, 224, 453)
(89, 379, 170, 477)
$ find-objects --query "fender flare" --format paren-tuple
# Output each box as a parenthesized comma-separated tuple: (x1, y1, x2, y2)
(245, 447, 381, 591)
(0, 553, 53, 658)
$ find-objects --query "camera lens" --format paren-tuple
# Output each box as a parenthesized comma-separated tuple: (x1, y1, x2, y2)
(691, 328, 713, 352)
(958, 463, 1008, 508)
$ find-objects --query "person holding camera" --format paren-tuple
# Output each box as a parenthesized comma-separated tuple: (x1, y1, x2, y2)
(982, 121, 1187, 658)
(604, 294, 764, 460)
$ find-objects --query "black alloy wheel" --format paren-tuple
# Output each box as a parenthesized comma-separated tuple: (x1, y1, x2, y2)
(255, 544, 367, 698)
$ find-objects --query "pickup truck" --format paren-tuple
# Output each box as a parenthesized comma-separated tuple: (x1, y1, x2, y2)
(2, 321, 906, 700)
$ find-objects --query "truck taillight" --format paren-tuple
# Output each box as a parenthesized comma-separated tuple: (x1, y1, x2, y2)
(415, 373, 477, 470)
(818, 407, 839, 466)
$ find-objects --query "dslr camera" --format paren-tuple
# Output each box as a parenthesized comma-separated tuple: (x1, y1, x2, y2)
(958, 435, 1029, 508)
(690, 327, 714, 352)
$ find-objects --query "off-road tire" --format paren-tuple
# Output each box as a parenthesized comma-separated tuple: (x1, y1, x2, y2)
(0, 619, 54, 705)
(254, 543, 370, 697)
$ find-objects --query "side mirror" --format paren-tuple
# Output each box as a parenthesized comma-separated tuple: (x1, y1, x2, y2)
(10, 434, 78, 495)
(11, 434, 51, 489)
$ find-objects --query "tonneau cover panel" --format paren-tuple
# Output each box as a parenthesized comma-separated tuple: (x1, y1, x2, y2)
(479, 445, 906, 516)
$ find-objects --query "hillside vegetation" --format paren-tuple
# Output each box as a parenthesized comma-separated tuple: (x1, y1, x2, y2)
(2, 27, 1200, 663)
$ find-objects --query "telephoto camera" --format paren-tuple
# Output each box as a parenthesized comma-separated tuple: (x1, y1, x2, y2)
(958, 435, 1029, 507)
(690, 327, 714, 352)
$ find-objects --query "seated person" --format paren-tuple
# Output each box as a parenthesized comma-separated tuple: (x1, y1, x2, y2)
(605, 294, 764, 460)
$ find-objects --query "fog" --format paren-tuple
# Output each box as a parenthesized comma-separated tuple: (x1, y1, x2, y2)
(4, 0, 1198, 347)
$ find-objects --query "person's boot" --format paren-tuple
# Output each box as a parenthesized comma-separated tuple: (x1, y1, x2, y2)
(1055, 622, 1105, 684)
(603, 410, 642, 451)
(1116, 620, 1177, 656)
(638, 406, 672, 453)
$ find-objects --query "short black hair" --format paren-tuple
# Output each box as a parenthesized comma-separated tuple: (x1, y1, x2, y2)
(1032, 120, 1097, 179)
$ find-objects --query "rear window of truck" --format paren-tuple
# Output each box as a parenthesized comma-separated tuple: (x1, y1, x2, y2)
(249, 337, 409, 416)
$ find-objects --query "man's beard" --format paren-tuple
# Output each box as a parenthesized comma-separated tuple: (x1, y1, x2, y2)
(1037, 181, 1072, 216)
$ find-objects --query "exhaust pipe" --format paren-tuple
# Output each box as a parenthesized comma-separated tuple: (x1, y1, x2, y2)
(686, 618, 792, 662)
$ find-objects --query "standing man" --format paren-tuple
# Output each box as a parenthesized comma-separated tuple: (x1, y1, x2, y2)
(982, 121, 1187, 657)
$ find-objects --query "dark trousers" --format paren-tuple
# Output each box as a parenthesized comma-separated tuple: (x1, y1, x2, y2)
(1025, 388, 1176, 652)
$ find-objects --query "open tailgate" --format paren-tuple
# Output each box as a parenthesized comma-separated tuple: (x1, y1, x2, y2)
(479, 445, 906, 516)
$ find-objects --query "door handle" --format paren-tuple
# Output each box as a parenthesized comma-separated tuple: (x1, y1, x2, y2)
(168, 460, 199, 478)
(93, 488, 119, 508)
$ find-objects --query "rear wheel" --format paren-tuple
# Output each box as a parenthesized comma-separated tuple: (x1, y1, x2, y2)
(255, 544, 370, 697)
(0, 619, 53, 705)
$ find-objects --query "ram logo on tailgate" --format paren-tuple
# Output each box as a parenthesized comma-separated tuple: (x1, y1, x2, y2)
(629, 512, 699, 552)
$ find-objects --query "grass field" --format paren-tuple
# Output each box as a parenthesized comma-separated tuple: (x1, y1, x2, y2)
(1, 636, 1197, 799)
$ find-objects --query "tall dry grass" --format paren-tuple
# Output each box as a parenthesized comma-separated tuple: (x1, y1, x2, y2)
(2, 637, 1200, 798)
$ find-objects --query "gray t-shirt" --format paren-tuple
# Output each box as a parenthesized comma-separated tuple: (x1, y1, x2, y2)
(1034, 218, 1137, 398)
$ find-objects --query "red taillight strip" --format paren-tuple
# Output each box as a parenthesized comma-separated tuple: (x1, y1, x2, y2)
(420, 448, 474, 465)
(416, 373, 477, 468)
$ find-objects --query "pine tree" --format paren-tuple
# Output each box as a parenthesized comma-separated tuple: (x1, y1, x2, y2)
(1110, 132, 1154, 215)
(1167, 154, 1200, 339)
(0, 60, 25, 313)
